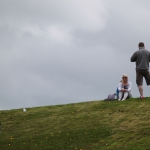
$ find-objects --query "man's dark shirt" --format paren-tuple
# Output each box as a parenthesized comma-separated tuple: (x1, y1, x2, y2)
(131, 47, 150, 70)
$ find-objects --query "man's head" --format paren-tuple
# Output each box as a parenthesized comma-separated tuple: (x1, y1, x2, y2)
(138, 42, 145, 48)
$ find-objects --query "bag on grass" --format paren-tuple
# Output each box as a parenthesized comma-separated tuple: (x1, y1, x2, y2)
(104, 93, 116, 101)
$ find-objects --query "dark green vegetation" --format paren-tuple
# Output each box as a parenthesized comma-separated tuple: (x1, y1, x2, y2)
(1, 98, 150, 150)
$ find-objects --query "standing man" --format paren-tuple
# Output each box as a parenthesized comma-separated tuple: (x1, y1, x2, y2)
(131, 42, 150, 99)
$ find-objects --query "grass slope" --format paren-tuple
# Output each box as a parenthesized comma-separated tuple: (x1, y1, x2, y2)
(0, 98, 150, 150)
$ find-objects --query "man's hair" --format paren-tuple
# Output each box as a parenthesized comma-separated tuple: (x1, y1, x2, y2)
(138, 42, 144, 47)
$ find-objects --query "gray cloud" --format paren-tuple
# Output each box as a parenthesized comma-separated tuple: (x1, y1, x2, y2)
(1, 0, 150, 110)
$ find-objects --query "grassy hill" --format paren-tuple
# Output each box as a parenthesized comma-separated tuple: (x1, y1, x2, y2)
(1, 98, 150, 150)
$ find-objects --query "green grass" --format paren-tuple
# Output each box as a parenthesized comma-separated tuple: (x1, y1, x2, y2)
(1, 98, 150, 150)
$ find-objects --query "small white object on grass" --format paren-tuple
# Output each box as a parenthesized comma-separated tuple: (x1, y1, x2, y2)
(23, 108, 26, 112)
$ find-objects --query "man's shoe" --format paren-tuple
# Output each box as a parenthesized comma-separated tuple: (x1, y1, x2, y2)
(138, 96, 144, 99)
(118, 99, 121, 101)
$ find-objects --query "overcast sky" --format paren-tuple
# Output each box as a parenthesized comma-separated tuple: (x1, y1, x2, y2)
(1, 0, 150, 110)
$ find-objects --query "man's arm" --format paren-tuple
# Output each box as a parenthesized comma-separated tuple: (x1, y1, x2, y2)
(130, 52, 137, 62)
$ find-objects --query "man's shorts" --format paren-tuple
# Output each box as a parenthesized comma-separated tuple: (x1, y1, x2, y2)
(136, 69, 150, 86)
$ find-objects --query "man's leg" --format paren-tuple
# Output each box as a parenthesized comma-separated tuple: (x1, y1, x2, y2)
(144, 70, 150, 86)
(136, 70, 143, 97)
(138, 85, 144, 97)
